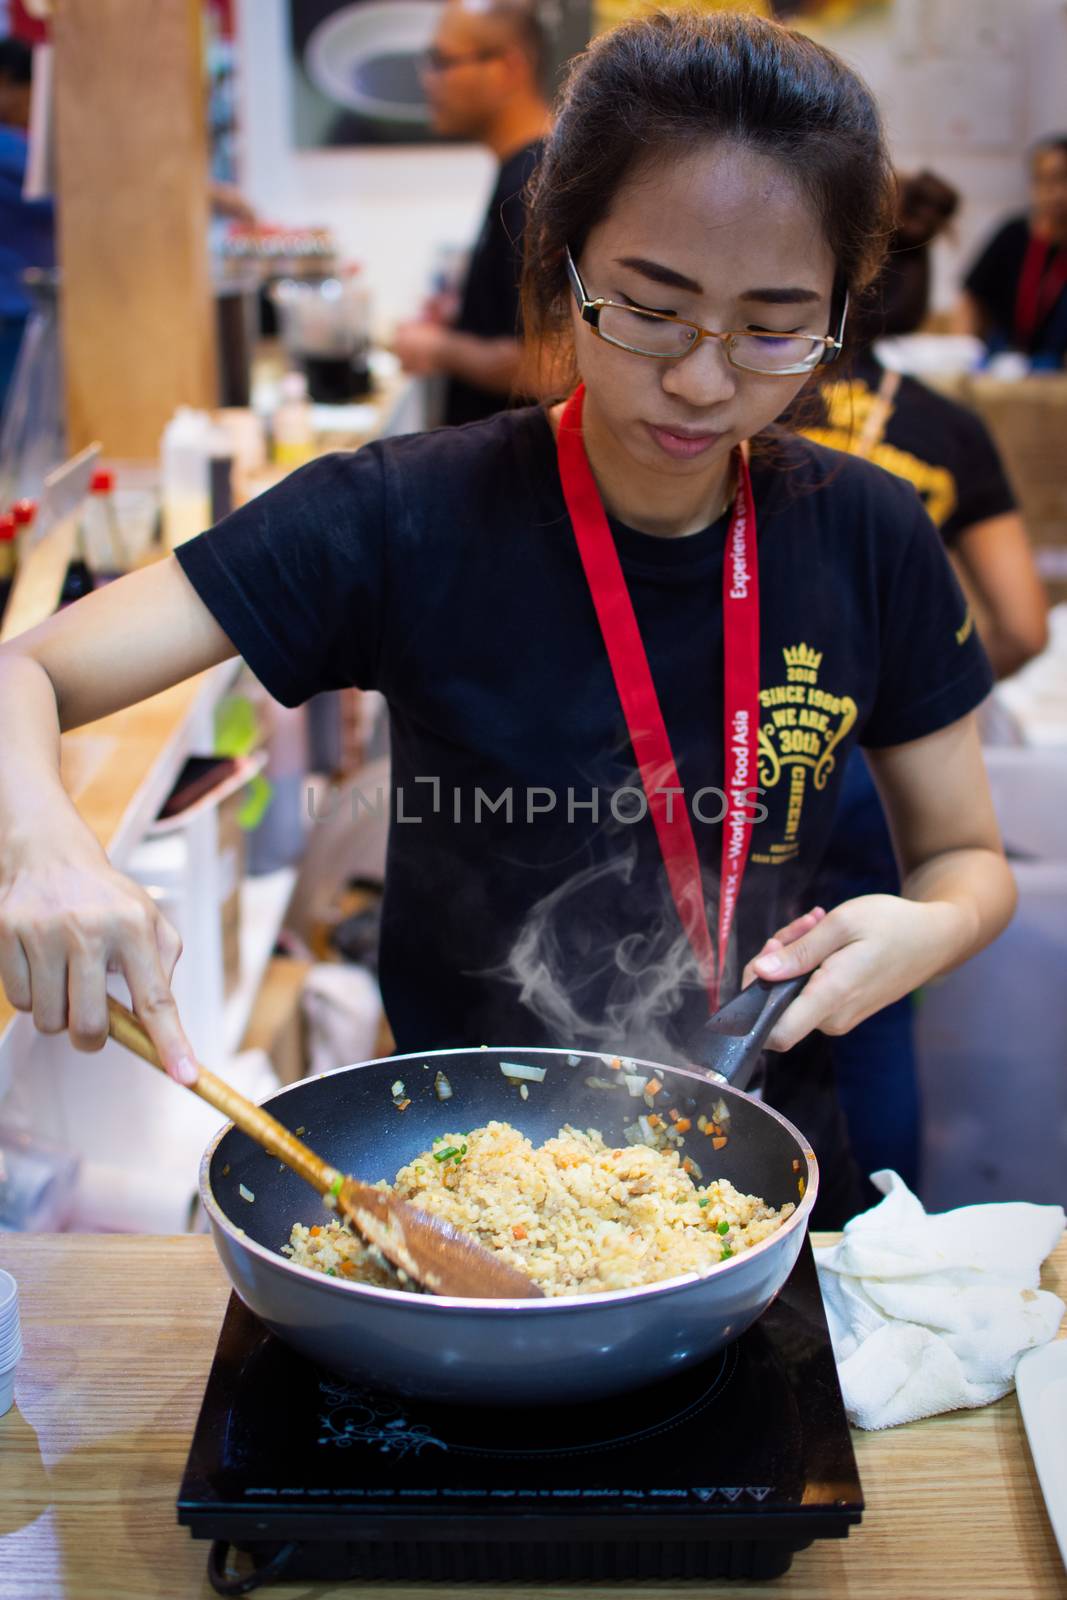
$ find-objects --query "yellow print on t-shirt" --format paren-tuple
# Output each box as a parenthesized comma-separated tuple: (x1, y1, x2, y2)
(750, 643, 857, 867)
(804, 379, 958, 529)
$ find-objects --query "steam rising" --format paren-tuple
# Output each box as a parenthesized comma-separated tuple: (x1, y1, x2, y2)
(501, 849, 730, 1066)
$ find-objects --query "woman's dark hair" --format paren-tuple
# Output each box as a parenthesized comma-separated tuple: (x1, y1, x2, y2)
(523, 8, 896, 379)
(0, 37, 33, 85)
(850, 168, 960, 345)
(1033, 134, 1067, 160)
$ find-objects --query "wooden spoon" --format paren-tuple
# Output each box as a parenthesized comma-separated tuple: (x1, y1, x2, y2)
(106, 997, 542, 1300)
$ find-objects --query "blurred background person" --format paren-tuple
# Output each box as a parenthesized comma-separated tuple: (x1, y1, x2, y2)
(808, 169, 1049, 677)
(956, 134, 1067, 369)
(0, 37, 55, 413)
(805, 168, 1048, 1201)
(392, 0, 551, 425)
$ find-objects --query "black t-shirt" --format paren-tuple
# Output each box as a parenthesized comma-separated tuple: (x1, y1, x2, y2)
(176, 408, 991, 1067)
(803, 352, 1016, 545)
(443, 141, 542, 428)
(964, 215, 1067, 360)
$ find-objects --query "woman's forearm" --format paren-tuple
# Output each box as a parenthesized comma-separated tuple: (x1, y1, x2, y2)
(899, 845, 1016, 975)
(0, 653, 104, 868)
(1, 560, 235, 870)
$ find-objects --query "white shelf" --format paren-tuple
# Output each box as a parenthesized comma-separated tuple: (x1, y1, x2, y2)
(223, 866, 298, 1057)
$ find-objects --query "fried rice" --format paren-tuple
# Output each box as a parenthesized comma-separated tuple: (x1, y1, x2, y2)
(282, 1120, 794, 1296)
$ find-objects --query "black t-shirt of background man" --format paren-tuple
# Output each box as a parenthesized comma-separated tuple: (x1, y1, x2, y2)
(176, 409, 991, 1068)
(965, 215, 1067, 361)
(803, 352, 1016, 545)
(443, 140, 542, 428)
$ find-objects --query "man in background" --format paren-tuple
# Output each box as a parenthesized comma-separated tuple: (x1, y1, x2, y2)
(393, 0, 551, 426)
(0, 37, 55, 412)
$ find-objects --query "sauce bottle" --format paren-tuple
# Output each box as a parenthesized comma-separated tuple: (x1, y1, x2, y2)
(0, 514, 16, 622)
(272, 372, 314, 467)
(81, 469, 127, 576)
(11, 499, 36, 550)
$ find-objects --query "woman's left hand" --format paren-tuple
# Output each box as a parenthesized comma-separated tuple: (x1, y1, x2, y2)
(742, 894, 972, 1051)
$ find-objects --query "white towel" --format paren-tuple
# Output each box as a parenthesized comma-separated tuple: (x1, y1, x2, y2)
(814, 1170, 1066, 1431)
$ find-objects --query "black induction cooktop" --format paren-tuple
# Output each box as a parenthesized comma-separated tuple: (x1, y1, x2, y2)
(180, 1239, 861, 1593)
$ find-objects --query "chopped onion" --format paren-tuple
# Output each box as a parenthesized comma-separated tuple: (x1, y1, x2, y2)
(434, 1071, 453, 1101)
(624, 1074, 649, 1098)
(567, 1053, 581, 1066)
(623, 1115, 665, 1148)
(391, 1080, 405, 1098)
(712, 1097, 731, 1126)
(500, 1061, 547, 1083)
(584, 1074, 623, 1091)
(519, 1084, 529, 1101)
(239, 1183, 255, 1203)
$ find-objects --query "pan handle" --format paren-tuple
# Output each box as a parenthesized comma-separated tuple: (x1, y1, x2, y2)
(691, 975, 809, 1092)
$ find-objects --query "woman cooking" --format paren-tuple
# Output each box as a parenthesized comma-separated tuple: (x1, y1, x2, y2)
(0, 11, 1015, 1229)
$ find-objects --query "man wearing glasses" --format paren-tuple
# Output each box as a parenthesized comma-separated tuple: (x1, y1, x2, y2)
(393, 0, 551, 425)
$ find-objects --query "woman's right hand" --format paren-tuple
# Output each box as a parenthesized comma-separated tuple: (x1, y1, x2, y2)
(0, 842, 197, 1083)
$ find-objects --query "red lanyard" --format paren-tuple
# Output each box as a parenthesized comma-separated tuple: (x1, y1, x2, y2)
(1015, 232, 1067, 347)
(555, 385, 759, 1013)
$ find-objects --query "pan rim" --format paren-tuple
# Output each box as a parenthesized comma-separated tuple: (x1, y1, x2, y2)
(198, 1045, 819, 1312)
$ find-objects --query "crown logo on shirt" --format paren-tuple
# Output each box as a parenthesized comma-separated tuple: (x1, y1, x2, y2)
(782, 642, 823, 673)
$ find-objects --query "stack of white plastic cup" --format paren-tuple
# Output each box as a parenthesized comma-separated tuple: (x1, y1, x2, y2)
(0, 1269, 22, 1416)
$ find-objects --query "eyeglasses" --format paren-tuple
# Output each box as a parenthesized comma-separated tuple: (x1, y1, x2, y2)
(565, 248, 848, 376)
(421, 46, 503, 74)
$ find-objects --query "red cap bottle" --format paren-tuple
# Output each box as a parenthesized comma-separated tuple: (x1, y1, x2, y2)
(0, 512, 17, 590)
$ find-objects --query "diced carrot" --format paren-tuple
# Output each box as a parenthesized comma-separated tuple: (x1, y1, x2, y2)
(675, 1117, 692, 1133)
(682, 1157, 695, 1174)
(647, 1114, 662, 1128)
(712, 1135, 728, 1151)
(512, 1223, 527, 1240)
(706, 1121, 722, 1138)
(339, 1260, 357, 1276)
(309, 1225, 322, 1236)
(396, 1099, 411, 1111)
(609, 1056, 622, 1070)
(646, 1078, 662, 1096)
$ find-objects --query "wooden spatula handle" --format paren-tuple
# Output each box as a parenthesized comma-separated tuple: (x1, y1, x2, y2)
(106, 996, 341, 1200)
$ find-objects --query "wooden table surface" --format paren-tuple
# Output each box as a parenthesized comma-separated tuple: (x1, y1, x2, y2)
(0, 1233, 1064, 1600)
